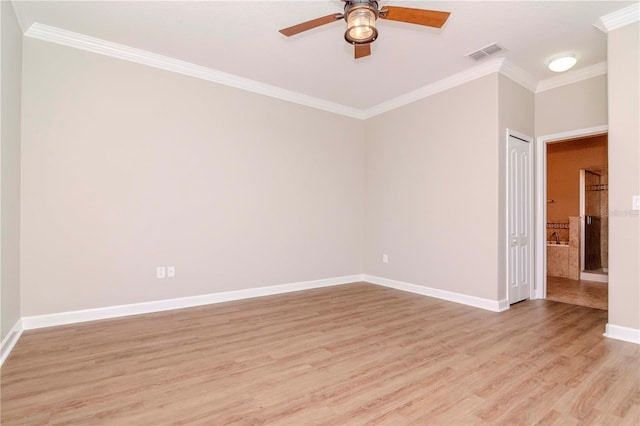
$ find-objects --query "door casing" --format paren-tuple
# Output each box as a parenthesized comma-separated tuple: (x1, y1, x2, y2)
(533, 125, 608, 300)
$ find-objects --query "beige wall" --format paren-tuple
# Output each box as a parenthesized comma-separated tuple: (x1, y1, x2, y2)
(546, 135, 608, 222)
(1, 1, 23, 340)
(535, 74, 608, 136)
(607, 22, 640, 332)
(14, 21, 638, 330)
(498, 75, 536, 137)
(497, 75, 535, 300)
(20, 39, 365, 316)
(364, 75, 501, 300)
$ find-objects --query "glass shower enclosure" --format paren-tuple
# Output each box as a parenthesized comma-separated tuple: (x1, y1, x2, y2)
(580, 168, 608, 280)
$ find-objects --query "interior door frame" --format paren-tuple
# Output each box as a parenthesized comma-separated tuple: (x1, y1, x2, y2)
(533, 125, 608, 300)
(506, 129, 534, 304)
(580, 169, 587, 273)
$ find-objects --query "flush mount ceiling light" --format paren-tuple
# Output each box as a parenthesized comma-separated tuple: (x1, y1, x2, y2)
(548, 55, 577, 72)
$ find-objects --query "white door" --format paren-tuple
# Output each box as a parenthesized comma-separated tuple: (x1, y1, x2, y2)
(507, 131, 533, 304)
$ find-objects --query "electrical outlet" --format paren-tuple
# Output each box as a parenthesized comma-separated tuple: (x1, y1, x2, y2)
(633, 195, 640, 211)
(167, 266, 175, 278)
(382, 254, 389, 263)
(156, 266, 166, 279)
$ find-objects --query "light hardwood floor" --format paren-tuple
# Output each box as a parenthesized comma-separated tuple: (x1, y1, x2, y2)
(2, 283, 638, 425)
(546, 276, 608, 311)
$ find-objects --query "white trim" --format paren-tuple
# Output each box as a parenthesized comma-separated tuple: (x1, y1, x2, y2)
(536, 62, 607, 93)
(580, 169, 586, 275)
(23, 23, 365, 120)
(534, 125, 609, 300)
(500, 60, 539, 93)
(363, 275, 509, 312)
(9, 0, 29, 34)
(21, 274, 364, 330)
(534, 131, 547, 300)
(363, 58, 539, 118)
(595, 3, 640, 33)
(362, 58, 503, 118)
(20, 22, 615, 119)
(604, 324, 640, 344)
(18, 274, 512, 334)
(580, 272, 608, 283)
(0, 319, 24, 367)
(22, 23, 544, 120)
(538, 125, 609, 144)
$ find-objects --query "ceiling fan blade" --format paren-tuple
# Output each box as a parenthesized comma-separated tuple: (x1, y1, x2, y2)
(380, 6, 450, 28)
(279, 14, 342, 37)
(354, 44, 371, 59)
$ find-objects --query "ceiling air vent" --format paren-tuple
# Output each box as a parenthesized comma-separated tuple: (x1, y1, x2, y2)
(466, 43, 505, 61)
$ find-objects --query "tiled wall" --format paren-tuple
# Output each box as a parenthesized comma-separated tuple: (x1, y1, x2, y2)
(568, 217, 580, 280)
(547, 245, 569, 277)
(546, 222, 569, 242)
(546, 218, 580, 279)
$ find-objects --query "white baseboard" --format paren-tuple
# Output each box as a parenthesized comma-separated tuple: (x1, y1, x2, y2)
(497, 299, 511, 312)
(1, 319, 24, 367)
(604, 323, 640, 344)
(21, 274, 365, 331)
(363, 274, 509, 312)
(7, 274, 636, 368)
(580, 272, 608, 283)
(11, 273, 510, 359)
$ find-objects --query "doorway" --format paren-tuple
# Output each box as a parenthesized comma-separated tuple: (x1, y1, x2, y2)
(534, 125, 609, 309)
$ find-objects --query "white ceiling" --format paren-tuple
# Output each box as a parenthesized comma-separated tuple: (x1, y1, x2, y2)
(11, 1, 637, 111)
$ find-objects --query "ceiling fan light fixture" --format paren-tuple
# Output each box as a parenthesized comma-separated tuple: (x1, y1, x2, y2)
(345, 4, 378, 44)
(548, 55, 577, 72)
(278, 0, 450, 59)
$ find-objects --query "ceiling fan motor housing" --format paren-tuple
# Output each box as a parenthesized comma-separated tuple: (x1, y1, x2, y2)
(344, 0, 379, 44)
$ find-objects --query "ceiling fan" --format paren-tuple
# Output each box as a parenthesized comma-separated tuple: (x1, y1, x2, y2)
(279, 0, 451, 59)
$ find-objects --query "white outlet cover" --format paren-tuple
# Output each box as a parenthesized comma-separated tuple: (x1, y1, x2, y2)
(167, 266, 175, 277)
(633, 195, 640, 211)
(156, 266, 166, 279)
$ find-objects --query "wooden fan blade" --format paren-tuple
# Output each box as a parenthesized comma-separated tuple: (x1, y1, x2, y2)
(279, 14, 342, 37)
(354, 44, 371, 59)
(380, 6, 450, 28)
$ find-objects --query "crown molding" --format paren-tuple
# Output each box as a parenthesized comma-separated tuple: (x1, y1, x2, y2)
(362, 58, 505, 119)
(24, 23, 366, 120)
(362, 58, 537, 119)
(25, 22, 604, 120)
(594, 2, 640, 33)
(536, 62, 607, 93)
(499, 59, 538, 93)
(9, 0, 29, 34)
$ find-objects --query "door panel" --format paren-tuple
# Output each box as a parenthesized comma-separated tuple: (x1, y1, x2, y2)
(508, 133, 533, 304)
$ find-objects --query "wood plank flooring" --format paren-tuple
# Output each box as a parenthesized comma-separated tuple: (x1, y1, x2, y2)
(547, 276, 608, 311)
(2, 283, 638, 425)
